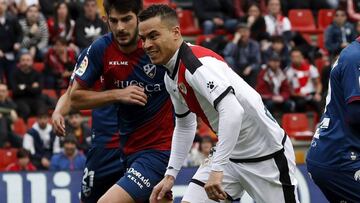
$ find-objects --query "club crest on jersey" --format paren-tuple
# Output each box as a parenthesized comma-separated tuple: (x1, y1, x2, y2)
(75, 56, 88, 76)
(178, 83, 187, 95)
(143, 64, 156, 78)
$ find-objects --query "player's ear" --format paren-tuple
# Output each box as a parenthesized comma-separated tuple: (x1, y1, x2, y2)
(171, 25, 181, 40)
(101, 15, 107, 22)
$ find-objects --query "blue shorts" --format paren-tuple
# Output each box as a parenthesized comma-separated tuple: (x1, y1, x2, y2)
(116, 150, 170, 202)
(81, 147, 124, 203)
(307, 163, 360, 203)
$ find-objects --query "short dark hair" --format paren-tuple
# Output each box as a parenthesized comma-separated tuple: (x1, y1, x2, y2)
(63, 136, 78, 145)
(17, 148, 31, 159)
(68, 109, 81, 116)
(37, 108, 49, 118)
(103, 0, 143, 15)
(290, 47, 303, 56)
(270, 36, 284, 44)
(138, 4, 178, 26)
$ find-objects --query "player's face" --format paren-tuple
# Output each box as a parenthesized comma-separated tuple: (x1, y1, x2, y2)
(106, 9, 138, 47)
(139, 17, 179, 65)
(291, 51, 304, 66)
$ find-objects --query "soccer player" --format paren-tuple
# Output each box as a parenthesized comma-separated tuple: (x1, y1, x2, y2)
(306, 38, 360, 202)
(69, 1, 174, 203)
(138, 5, 299, 203)
(52, 49, 125, 203)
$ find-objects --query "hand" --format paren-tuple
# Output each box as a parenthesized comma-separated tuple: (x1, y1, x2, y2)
(150, 175, 175, 203)
(52, 111, 66, 136)
(313, 93, 322, 102)
(247, 15, 256, 25)
(29, 47, 36, 58)
(32, 82, 39, 88)
(272, 95, 284, 103)
(213, 18, 224, 26)
(242, 66, 252, 76)
(41, 157, 50, 168)
(205, 171, 227, 201)
(30, 24, 39, 34)
(232, 32, 241, 44)
(116, 85, 147, 106)
(13, 43, 21, 51)
(341, 42, 349, 48)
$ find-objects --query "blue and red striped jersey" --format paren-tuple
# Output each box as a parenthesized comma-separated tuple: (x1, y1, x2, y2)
(74, 33, 174, 155)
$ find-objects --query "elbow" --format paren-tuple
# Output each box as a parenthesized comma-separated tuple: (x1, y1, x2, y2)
(69, 91, 82, 110)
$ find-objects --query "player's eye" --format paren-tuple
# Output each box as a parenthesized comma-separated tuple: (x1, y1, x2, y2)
(121, 16, 133, 23)
(109, 18, 118, 24)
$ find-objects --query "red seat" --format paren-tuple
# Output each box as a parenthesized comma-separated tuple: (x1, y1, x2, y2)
(0, 148, 18, 171)
(195, 34, 216, 45)
(282, 113, 314, 141)
(317, 33, 325, 50)
(13, 118, 27, 136)
(177, 9, 202, 36)
(317, 9, 335, 31)
(80, 109, 92, 117)
(87, 117, 92, 128)
(27, 116, 37, 129)
(143, 0, 175, 8)
(288, 9, 317, 33)
(42, 89, 58, 100)
(33, 62, 45, 73)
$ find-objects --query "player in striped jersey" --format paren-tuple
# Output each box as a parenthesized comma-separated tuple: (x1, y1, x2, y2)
(139, 5, 299, 203)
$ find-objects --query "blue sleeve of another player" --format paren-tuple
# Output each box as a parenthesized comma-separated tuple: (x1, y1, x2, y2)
(74, 39, 106, 88)
(341, 57, 360, 104)
(69, 50, 87, 85)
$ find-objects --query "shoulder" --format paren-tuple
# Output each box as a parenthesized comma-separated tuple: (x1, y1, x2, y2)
(87, 33, 112, 52)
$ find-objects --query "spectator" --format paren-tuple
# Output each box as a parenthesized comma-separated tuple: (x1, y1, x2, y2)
(44, 37, 76, 91)
(66, 0, 84, 20)
(6, 148, 36, 171)
(11, 52, 47, 120)
(0, 83, 22, 148)
(264, 0, 292, 44)
(0, 0, 22, 84)
(8, 0, 39, 17)
(23, 108, 60, 170)
(286, 49, 323, 115)
(38, 0, 61, 18)
(66, 110, 91, 153)
(193, 0, 238, 34)
(50, 136, 86, 171)
(239, 3, 269, 43)
(19, 4, 49, 61)
(47, 2, 76, 46)
(74, 0, 107, 50)
(223, 23, 261, 87)
(262, 36, 290, 69)
(186, 136, 215, 167)
(325, 9, 357, 57)
(256, 54, 293, 114)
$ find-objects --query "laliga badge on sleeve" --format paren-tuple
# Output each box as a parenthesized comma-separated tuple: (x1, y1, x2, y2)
(75, 56, 89, 76)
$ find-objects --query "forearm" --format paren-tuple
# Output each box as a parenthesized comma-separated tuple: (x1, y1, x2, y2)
(70, 89, 118, 110)
(212, 94, 243, 171)
(165, 112, 197, 178)
(54, 91, 71, 116)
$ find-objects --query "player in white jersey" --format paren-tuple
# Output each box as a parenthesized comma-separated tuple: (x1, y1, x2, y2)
(138, 5, 299, 203)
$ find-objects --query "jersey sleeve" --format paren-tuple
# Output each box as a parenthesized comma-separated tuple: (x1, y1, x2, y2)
(340, 58, 360, 103)
(74, 40, 105, 88)
(69, 50, 87, 86)
(310, 65, 320, 79)
(186, 57, 234, 109)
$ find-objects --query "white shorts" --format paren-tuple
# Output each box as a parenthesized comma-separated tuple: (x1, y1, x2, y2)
(182, 136, 299, 203)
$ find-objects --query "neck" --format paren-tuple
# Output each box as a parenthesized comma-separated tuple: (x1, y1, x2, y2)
(164, 39, 183, 74)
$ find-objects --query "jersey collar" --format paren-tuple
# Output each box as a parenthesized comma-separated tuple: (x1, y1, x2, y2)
(166, 42, 187, 80)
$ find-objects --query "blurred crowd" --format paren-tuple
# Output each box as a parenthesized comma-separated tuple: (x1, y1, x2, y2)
(1, 0, 360, 171)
